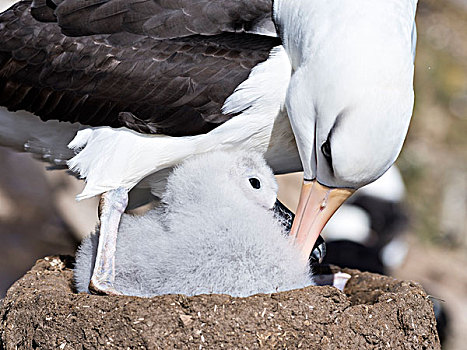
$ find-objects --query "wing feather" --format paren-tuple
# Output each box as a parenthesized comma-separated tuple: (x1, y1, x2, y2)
(33, 0, 276, 38)
(0, 2, 279, 136)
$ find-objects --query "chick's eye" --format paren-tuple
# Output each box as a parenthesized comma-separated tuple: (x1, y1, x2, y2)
(321, 141, 332, 160)
(249, 177, 261, 189)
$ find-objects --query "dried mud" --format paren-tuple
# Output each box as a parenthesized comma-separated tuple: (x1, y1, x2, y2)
(0, 256, 440, 349)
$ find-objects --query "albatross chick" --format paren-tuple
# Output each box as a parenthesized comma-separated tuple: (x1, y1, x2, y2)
(74, 151, 313, 297)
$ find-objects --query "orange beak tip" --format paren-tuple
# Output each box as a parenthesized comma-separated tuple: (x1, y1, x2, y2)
(291, 180, 354, 259)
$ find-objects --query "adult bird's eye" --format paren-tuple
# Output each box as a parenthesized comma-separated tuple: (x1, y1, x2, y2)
(321, 141, 332, 160)
(249, 177, 261, 189)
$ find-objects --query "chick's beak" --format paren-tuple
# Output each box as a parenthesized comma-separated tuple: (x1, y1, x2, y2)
(290, 180, 354, 260)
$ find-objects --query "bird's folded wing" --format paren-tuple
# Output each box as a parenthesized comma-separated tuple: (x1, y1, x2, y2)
(0, 2, 279, 136)
(31, 0, 276, 38)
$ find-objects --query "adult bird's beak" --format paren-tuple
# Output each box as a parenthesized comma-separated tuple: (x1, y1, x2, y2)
(273, 199, 327, 264)
(290, 180, 354, 260)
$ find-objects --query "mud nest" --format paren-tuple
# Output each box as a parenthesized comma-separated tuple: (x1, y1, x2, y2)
(0, 256, 440, 349)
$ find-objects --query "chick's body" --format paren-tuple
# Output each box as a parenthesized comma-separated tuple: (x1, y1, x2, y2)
(74, 151, 312, 297)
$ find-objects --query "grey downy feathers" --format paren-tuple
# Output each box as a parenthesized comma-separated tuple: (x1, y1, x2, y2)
(74, 150, 313, 297)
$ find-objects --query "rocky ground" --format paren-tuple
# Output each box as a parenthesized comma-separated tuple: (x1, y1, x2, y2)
(0, 256, 440, 349)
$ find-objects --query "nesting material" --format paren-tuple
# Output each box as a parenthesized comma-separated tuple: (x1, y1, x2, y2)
(0, 256, 440, 349)
(75, 151, 312, 297)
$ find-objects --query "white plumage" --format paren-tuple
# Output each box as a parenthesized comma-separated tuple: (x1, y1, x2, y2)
(74, 151, 312, 297)
(274, 0, 417, 188)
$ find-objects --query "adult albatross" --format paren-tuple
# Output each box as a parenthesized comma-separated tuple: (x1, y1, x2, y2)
(0, 0, 418, 294)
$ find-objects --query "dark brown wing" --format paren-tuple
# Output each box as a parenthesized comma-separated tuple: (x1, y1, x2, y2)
(0, 2, 279, 136)
(31, 0, 275, 39)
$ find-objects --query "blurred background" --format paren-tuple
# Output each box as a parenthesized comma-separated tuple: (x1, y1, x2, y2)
(0, 0, 465, 348)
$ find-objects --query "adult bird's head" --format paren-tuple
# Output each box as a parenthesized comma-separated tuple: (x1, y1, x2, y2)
(274, 0, 417, 260)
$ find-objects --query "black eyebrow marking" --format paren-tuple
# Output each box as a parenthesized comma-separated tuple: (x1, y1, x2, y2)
(322, 110, 347, 175)
(327, 110, 346, 143)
